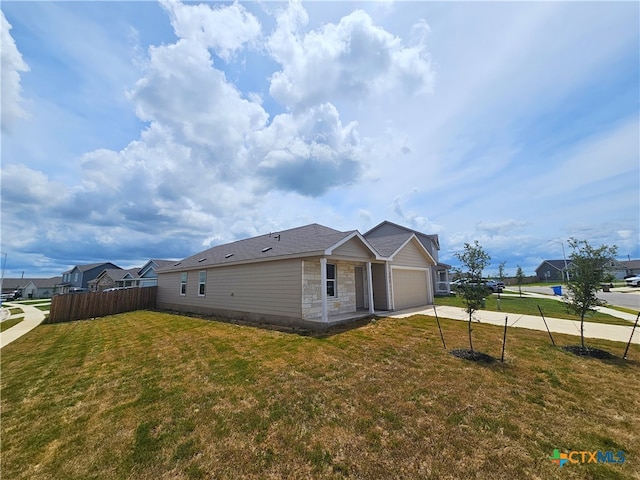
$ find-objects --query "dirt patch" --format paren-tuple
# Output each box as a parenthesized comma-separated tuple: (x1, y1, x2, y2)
(561, 345, 615, 359)
(450, 349, 496, 363)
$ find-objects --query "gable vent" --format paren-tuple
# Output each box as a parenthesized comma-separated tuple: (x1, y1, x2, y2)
(261, 247, 272, 253)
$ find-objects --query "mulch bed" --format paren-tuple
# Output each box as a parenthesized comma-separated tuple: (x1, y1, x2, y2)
(450, 349, 495, 363)
(561, 345, 615, 359)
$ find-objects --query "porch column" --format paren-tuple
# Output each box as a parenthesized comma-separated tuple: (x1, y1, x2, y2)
(366, 261, 375, 313)
(320, 257, 328, 322)
(385, 262, 392, 310)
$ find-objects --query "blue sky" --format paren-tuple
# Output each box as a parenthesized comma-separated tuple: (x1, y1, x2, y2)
(1, 0, 638, 279)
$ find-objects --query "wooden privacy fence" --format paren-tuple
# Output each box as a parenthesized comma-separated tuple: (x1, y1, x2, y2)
(46, 287, 157, 324)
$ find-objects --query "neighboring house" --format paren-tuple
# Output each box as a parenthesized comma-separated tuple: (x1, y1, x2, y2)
(535, 260, 571, 282)
(59, 262, 122, 293)
(536, 258, 633, 282)
(138, 259, 175, 287)
(1, 278, 31, 297)
(88, 269, 141, 292)
(156, 221, 447, 329)
(22, 277, 62, 299)
(620, 259, 640, 278)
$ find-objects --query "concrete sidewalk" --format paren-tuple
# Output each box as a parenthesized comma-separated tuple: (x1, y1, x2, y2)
(390, 305, 639, 344)
(0, 302, 49, 349)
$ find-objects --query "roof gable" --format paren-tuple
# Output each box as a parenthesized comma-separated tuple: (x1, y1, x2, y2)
(389, 234, 437, 265)
(364, 220, 440, 252)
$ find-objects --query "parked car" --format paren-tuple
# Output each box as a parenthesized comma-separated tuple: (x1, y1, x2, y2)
(625, 276, 640, 287)
(484, 280, 504, 293)
(1, 291, 21, 301)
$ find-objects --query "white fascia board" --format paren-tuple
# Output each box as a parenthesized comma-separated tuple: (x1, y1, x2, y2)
(388, 233, 437, 265)
(324, 231, 384, 260)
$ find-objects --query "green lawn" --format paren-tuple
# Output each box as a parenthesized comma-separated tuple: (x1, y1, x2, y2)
(435, 293, 633, 326)
(8, 307, 23, 316)
(0, 317, 24, 332)
(1, 311, 639, 480)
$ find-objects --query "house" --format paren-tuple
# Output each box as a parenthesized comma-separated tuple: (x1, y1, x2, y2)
(1, 278, 31, 298)
(138, 259, 176, 287)
(88, 269, 141, 292)
(535, 260, 571, 282)
(59, 262, 122, 293)
(22, 277, 62, 299)
(156, 221, 448, 329)
(87, 259, 176, 291)
(619, 259, 640, 278)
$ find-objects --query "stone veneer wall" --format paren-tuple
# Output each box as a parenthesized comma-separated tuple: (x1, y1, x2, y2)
(302, 259, 365, 320)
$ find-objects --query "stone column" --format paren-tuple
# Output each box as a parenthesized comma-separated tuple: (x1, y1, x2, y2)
(320, 257, 328, 322)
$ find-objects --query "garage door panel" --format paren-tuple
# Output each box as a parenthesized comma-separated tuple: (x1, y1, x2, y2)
(393, 269, 428, 309)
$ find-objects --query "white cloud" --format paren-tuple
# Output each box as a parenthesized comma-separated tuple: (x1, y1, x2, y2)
(249, 102, 364, 196)
(129, 38, 268, 154)
(1, 11, 30, 131)
(159, 0, 261, 61)
(267, 3, 434, 109)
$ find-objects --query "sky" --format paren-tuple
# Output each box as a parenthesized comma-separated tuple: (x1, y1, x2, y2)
(1, 0, 639, 279)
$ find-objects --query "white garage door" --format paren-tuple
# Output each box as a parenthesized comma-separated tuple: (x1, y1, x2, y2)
(392, 269, 428, 310)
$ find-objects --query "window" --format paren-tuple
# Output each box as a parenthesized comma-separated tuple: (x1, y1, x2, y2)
(326, 263, 337, 297)
(73, 272, 78, 282)
(198, 271, 206, 296)
(180, 272, 187, 295)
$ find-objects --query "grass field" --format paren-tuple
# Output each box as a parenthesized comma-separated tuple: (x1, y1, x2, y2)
(435, 293, 633, 326)
(1, 311, 639, 480)
(0, 317, 24, 332)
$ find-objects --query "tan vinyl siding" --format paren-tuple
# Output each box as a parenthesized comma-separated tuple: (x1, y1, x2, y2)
(157, 259, 302, 318)
(392, 239, 432, 267)
(331, 237, 374, 260)
(158, 271, 184, 305)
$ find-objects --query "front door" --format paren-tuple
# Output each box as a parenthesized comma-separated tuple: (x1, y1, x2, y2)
(355, 267, 365, 310)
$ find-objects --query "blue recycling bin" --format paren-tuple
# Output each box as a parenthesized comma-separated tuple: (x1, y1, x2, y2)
(552, 286, 562, 296)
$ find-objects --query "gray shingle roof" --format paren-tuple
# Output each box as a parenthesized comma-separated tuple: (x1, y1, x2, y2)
(536, 260, 571, 272)
(64, 262, 121, 274)
(364, 232, 413, 257)
(98, 268, 140, 281)
(159, 224, 356, 272)
(29, 277, 62, 288)
(364, 220, 440, 254)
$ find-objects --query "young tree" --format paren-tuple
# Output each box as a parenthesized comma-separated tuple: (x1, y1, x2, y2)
(498, 261, 506, 283)
(565, 238, 618, 348)
(454, 241, 491, 352)
(515, 265, 525, 298)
